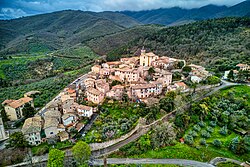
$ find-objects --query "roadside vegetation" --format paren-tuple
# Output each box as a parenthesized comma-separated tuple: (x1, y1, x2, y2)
(111, 85, 250, 162)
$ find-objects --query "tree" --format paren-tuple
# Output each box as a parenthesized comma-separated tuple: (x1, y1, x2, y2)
(6, 132, 29, 148)
(207, 76, 221, 85)
(182, 66, 192, 73)
(160, 91, 176, 112)
(148, 67, 155, 75)
(213, 139, 222, 148)
(151, 122, 176, 148)
(22, 103, 35, 119)
(182, 66, 192, 77)
(0, 106, 9, 122)
(72, 141, 91, 165)
(111, 80, 122, 87)
(48, 149, 65, 167)
(228, 70, 234, 81)
(219, 126, 228, 135)
(229, 137, 247, 155)
(178, 61, 185, 69)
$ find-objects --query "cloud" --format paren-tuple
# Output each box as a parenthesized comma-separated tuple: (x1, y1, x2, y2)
(0, 0, 246, 19)
(0, 8, 28, 19)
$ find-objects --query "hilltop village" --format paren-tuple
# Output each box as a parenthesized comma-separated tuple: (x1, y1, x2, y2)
(1, 48, 212, 145)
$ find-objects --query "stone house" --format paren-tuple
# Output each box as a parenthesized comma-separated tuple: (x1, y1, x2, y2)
(91, 65, 101, 74)
(2, 97, 34, 121)
(61, 95, 75, 114)
(22, 116, 42, 145)
(86, 88, 105, 104)
(58, 131, 69, 142)
(174, 82, 189, 91)
(84, 78, 95, 88)
(114, 68, 140, 83)
(95, 79, 110, 94)
(77, 105, 93, 118)
(129, 83, 157, 99)
(62, 113, 78, 127)
(102, 61, 121, 69)
(106, 85, 125, 100)
(44, 117, 59, 138)
(236, 64, 249, 71)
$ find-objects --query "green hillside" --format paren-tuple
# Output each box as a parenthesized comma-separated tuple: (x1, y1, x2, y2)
(0, 45, 98, 88)
(120, 1, 250, 26)
(0, 10, 140, 55)
(90, 17, 250, 74)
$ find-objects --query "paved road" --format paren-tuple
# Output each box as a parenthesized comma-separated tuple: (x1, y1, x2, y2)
(210, 157, 242, 166)
(92, 158, 214, 167)
(75, 113, 99, 138)
(91, 80, 249, 158)
(36, 73, 88, 116)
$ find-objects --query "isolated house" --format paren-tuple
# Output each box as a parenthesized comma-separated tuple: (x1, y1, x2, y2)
(236, 64, 249, 71)
(2, 97, 34, 121)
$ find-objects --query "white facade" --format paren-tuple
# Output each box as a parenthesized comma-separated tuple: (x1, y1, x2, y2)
(77, 107, 93, 118)
(191, 76, 202, 83)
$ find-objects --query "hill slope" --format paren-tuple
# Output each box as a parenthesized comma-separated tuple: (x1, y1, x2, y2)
(120, 1, 250, 25)
(0, 10, 140, 55)
(88, 17, 250, 74)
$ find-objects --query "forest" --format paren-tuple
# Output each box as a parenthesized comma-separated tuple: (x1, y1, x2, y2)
(99, 17, 250, 76)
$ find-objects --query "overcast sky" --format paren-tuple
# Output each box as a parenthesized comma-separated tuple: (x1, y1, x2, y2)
(0, 0, 246, 19)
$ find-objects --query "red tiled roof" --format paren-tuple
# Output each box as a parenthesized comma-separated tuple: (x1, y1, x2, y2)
(67, 89, 76, 94)
(236, 63, 248, 67)
(7, 97, 33, 109)
(78, 105, 92, 111)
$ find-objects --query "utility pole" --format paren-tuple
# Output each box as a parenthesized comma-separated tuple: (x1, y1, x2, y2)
(103, 156, 107, 167)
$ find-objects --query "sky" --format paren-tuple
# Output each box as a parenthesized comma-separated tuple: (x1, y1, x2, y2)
(0, 0, 246, 19)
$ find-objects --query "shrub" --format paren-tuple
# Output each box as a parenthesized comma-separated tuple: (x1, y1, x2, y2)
(193, 125, 201, 132)
(184, 135, 194, 145)
(213, 139, 222, 148)
(188, 130, 198, 137)
(206, 126, 214, 133)
(36, 145, 49, 155)
(200, 138, 207, 145)
(229, 137, 247, 155)
(201, 130, 211, 138)
(198, 121, 205, 127)
(209, 121, 217, 127)
(219, 126, 228, 135)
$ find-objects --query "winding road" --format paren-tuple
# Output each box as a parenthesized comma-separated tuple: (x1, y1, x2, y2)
(92, 158, 215, 167)
(7, 80, 248, 167)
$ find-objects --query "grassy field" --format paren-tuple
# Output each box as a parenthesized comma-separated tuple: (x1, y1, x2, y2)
(0, 45, 98, 108)
(0, 54, 47, 79)
(111, 85, 250, 162)
(84, 101, 142, 143)
(220, 85, 250, 106)
(120, 142, 248, 162)
(0, 65, 91, 107)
